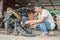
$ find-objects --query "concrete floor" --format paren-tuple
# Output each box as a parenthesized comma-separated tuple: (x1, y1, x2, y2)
(0, 34, 60, 40)
(0, 29, 60, 40)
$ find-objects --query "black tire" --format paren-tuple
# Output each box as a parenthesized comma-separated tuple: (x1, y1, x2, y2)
(18, 26, 36, 37)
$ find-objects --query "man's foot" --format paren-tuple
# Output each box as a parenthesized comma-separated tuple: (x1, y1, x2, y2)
(37, 34, 48, 37)
(48, 31, 54, 36)
(40, 34, 48, 37)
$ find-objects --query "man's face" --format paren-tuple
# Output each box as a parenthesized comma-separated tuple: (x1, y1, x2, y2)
(27, 12, 35, 20)
(35, 6, 42, 13)
(28, 12, 34, 17)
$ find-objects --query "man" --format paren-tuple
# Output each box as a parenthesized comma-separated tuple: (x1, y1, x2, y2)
(53, 15, 58, 30)
(27, 10, 35, 21)
(25, 2, 55, 36)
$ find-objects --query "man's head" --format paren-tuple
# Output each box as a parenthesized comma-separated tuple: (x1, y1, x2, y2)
(27, 10, 35, 19)
(34, 2, 42, 13)
(27, 10, 35, 15)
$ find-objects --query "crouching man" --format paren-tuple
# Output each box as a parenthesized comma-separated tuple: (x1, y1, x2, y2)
(25, 2, 55, 37)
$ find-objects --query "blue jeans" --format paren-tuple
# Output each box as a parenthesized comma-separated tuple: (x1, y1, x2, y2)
(36, 20, 51, 34)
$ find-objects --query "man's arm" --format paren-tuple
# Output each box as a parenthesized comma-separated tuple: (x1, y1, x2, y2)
(25, 16, 45, 24)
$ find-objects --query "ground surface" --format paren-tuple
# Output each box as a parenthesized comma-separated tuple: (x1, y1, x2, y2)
(0, 29, 60, 40)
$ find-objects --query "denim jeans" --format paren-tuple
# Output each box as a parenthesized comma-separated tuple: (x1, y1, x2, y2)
(21, 16, 51, 34)
(36, 20, 51, 34)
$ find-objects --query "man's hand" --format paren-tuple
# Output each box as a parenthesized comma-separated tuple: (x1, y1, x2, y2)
(25, 21, 35, 26)
(25, 21, 32, 24)
(29, 23, 35, 26)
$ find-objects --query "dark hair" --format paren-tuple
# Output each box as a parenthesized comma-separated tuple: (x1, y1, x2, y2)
(35, 2, 42, 7)
(54, 16, 57, 18)
(27, 10, 35, 14)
